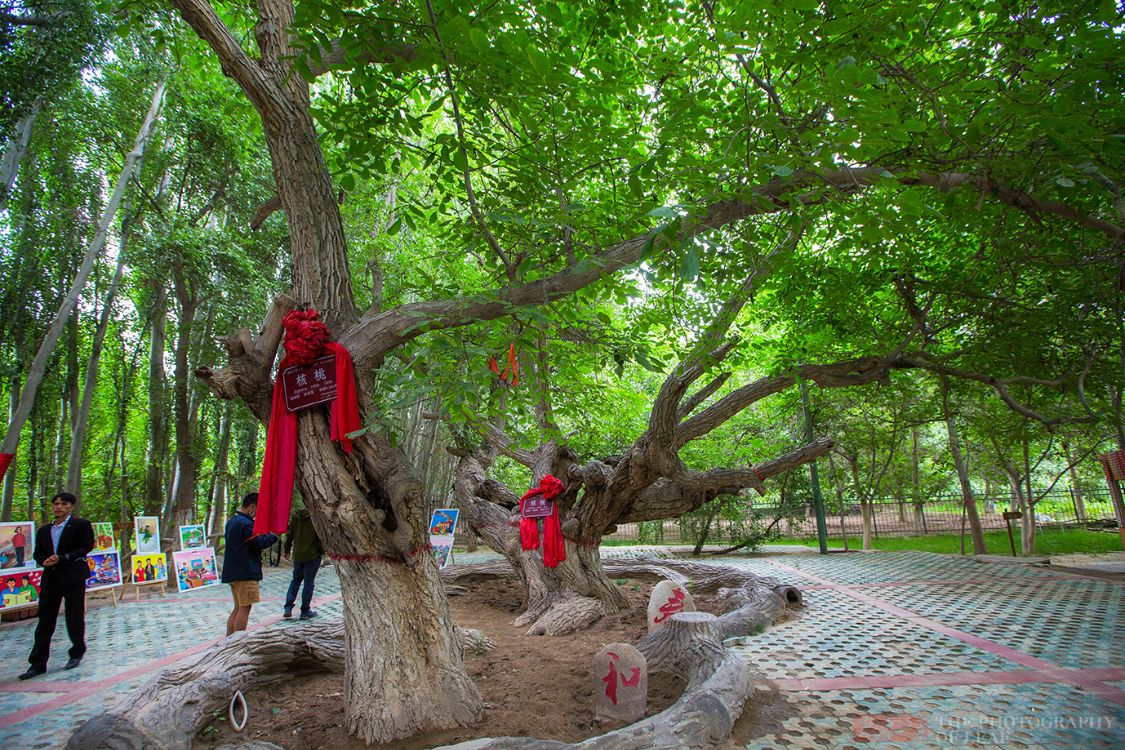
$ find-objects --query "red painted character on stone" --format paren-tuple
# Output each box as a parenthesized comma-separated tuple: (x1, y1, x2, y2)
(652, 588, 686, 624)
(601, 651, 642, 706)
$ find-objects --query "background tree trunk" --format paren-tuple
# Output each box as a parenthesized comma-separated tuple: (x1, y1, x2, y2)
(144, 284, 169, 515)
(67, 210, 133, 494)
(941, 378, 987, 554)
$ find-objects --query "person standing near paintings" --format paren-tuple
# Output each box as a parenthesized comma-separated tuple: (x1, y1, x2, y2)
(19, 492, 95, 680)
(221, 493, 278, 636)
(282, 506, 323, 620)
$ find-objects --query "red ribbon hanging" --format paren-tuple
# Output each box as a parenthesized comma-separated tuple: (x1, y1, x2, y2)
(488, 343, 519, 387)
(0, 453, 13, 483)
(519, 474, 566, 567)
(255, 310, 361, 536)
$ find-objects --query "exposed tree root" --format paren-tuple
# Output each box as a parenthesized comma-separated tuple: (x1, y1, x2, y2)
(65, 622, 493, 750)
(514, 592, 607, 636)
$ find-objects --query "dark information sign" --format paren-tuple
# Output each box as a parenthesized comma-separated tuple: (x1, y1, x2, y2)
(521, 496, 555, 519)
(281, 355, 338, 412)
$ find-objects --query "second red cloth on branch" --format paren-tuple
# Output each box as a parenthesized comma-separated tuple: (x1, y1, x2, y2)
(255, 309, 361, 536)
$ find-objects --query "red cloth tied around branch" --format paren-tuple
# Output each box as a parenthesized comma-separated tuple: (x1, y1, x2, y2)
(0, 453, 13, 483)
(519, 474, 566, 568)
(255, 310, 360, 537)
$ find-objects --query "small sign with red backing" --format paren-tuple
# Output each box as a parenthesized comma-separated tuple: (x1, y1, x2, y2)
(281, 355, 338, 412)
(521, 496, 555, 518)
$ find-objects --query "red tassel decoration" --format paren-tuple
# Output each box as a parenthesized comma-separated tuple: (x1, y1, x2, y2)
(255, 310, 361, 537)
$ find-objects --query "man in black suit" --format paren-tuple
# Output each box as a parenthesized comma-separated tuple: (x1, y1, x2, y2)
(19, 492, 95, 680)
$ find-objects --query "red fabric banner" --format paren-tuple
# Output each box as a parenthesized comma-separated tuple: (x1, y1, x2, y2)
(254, 311, 361, 537)
(518, 474, 566, 568)
(0, 453, 13, 483)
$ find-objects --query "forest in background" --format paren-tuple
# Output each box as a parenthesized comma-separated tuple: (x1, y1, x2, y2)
(1, 0, 1121, 556)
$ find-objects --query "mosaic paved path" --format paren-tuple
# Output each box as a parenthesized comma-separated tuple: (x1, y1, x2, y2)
(718, 552, 1125, 749)
(0, 550, 1122, 749)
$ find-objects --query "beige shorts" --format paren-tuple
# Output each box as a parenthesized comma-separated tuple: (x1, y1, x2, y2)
(229, 580, 260, 606)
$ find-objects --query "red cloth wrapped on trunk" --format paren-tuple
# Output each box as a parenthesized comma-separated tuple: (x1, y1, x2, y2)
(0, 453, 13, 483)
(518, 474, 566, 568)
(254, 310, 361, 537)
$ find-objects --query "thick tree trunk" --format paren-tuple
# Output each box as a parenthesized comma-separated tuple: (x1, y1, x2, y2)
(0, 83, 164, 481)
(941, 378, 987, 554)
(67, 211, 133, 494)
(455, 447, 629, 635)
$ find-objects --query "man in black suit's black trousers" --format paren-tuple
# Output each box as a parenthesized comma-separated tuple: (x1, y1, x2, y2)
(20, 492, 95, 680)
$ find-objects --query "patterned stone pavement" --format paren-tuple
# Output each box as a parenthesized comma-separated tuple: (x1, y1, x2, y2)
(717, 552, 1125, 749)
(0, 550, 1122, 749)
(0, 564, 345, 749)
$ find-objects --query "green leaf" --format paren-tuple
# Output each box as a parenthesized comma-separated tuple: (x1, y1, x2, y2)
(1055, 176, 1075, 188)
(339, 173, 356, 192)
(469, 28, 489, 55)
(680, 247, 700, 282)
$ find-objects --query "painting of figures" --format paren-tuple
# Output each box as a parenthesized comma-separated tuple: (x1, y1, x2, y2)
(172, 548, 220, 592)
(86, 551, 123, 592)
(131, 553, 168, 583)
(134, 516, 161, 554)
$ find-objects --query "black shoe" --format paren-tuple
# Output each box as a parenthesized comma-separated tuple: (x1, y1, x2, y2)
(18, 667, 45, 680)
(64, 657, 82, 670)
(283, 608, 293, 619)
(299, 610, 318, 620)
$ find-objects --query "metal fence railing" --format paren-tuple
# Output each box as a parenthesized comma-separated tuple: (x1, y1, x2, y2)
(600, 488, 1119, 546)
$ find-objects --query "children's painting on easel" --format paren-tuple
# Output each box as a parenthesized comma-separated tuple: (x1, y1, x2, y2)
(86, 551, 123, 592)
(131, 553, 168, 583)
(178, 524, 206, 550)
(92, 522, 116, 553)
(0, 568, 41, 611)
(0, 521, 35, 571)
(432, 539, 454, 569)
(172, 548, 220, 592)
(134, 516, 161, 554)
(428, 509, 459, 536)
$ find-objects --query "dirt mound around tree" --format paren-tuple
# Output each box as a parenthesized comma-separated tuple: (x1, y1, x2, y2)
(194, 577, 792, 749)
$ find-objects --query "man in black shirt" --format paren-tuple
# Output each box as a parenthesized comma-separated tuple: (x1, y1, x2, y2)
(20, 492, 95, 680)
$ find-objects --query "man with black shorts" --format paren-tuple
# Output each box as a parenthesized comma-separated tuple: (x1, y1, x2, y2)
(221, 493, 278, 636)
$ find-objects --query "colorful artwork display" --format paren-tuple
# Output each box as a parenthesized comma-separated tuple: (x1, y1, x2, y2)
(0, 521, 36, 571)
(428, 508, 460, 537)
(0, 568, 42, 611)
(432, 539, 454, 570)
(428, 507, 459, 570)
(131, 553, 168, 583)
(178, 524, 206, 550)
(172, 548, 220, 592)
(86, 551, 123, 591)
(92, 522, 117, 553)
(134, 516, 161, 554)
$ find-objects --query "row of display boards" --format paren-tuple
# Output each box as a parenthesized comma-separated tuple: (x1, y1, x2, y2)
(0, 507, 465, 614)
(0, 517, 220, 613)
